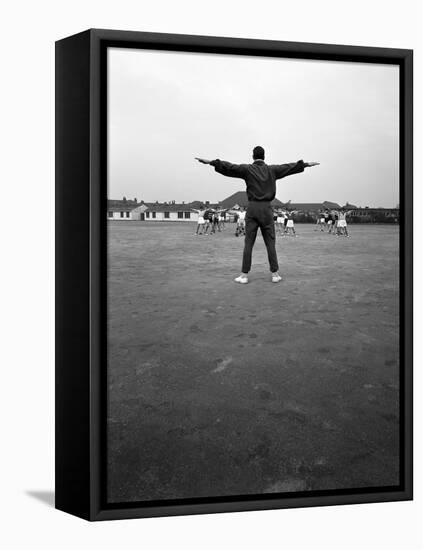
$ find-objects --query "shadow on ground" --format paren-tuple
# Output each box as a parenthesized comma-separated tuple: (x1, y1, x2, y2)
(26, 491, 55, 507)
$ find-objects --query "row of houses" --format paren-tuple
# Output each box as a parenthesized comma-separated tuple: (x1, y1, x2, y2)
(107, 194, 399, 223)
(108, 200, 208, 222)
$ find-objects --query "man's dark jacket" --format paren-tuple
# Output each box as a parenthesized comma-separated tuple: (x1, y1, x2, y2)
(210, 159, 306, 202)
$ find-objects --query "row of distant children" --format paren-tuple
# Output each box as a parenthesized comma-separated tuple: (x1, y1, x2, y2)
(192, 206, 352, 237)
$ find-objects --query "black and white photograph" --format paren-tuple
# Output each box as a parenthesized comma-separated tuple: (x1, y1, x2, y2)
(3, 0, 421, 546)
(106, 47, 402, 504)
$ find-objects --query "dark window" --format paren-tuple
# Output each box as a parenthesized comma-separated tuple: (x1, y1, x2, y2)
(146, 211, 150, 218)
(152, 212, 156, 219)
(184, 212, 191, 219)
(178, 211, 184, 219)
(120, 211, 124, 218)
(126, 212, 130, 218)
(164, 212, 170, 219)
(108, 211, 113, 218)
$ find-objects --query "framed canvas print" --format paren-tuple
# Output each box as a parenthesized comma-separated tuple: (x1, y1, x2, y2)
(55, 29, 413, 520)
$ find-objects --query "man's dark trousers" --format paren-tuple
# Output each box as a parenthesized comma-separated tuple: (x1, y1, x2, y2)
(242, 201, 278, 274)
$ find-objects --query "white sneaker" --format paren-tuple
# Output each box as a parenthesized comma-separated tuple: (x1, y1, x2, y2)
(271, 273, 283, 283)
(234, 274, 249, 284)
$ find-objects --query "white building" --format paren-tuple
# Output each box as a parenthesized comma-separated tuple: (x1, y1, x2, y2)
(107, 199, 148, 220)
(144, 202, 199, 222)
(108, 199, 221, 222)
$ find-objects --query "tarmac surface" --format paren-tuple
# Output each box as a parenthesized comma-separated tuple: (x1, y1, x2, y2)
(107, 222, 400, 503)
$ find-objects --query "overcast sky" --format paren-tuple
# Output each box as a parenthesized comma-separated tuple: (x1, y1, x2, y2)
(108, 48, 399, 208)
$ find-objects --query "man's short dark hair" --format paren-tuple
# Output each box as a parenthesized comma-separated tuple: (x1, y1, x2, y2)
(253, 146, 265, 160)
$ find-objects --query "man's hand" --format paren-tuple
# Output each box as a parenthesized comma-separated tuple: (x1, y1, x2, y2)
(195, 157, 212, 165)
(306, 161, 320, 167)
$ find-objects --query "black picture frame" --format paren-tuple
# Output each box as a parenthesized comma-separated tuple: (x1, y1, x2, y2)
(55, 28, 413, 521)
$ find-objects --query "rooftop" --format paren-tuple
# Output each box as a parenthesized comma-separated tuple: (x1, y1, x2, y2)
(219, 191, 284, 209)
(107, 199, 141, 212)
(144, 202, 197, 212)
(283, 201, 341, 211)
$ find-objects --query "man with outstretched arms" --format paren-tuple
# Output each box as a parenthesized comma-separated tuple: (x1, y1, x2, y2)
(195, 146, 319, 284)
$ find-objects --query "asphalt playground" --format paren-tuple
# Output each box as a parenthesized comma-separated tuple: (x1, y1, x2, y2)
(107, 221, 400, 503)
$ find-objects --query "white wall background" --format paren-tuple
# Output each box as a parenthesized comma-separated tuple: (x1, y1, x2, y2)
(0, 1, 420, 548)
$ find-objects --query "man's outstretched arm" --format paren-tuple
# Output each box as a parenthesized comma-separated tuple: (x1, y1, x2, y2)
(195, 157, 246, 179)
(195, 158, 213, 164)
(271, 160, 320, 180)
